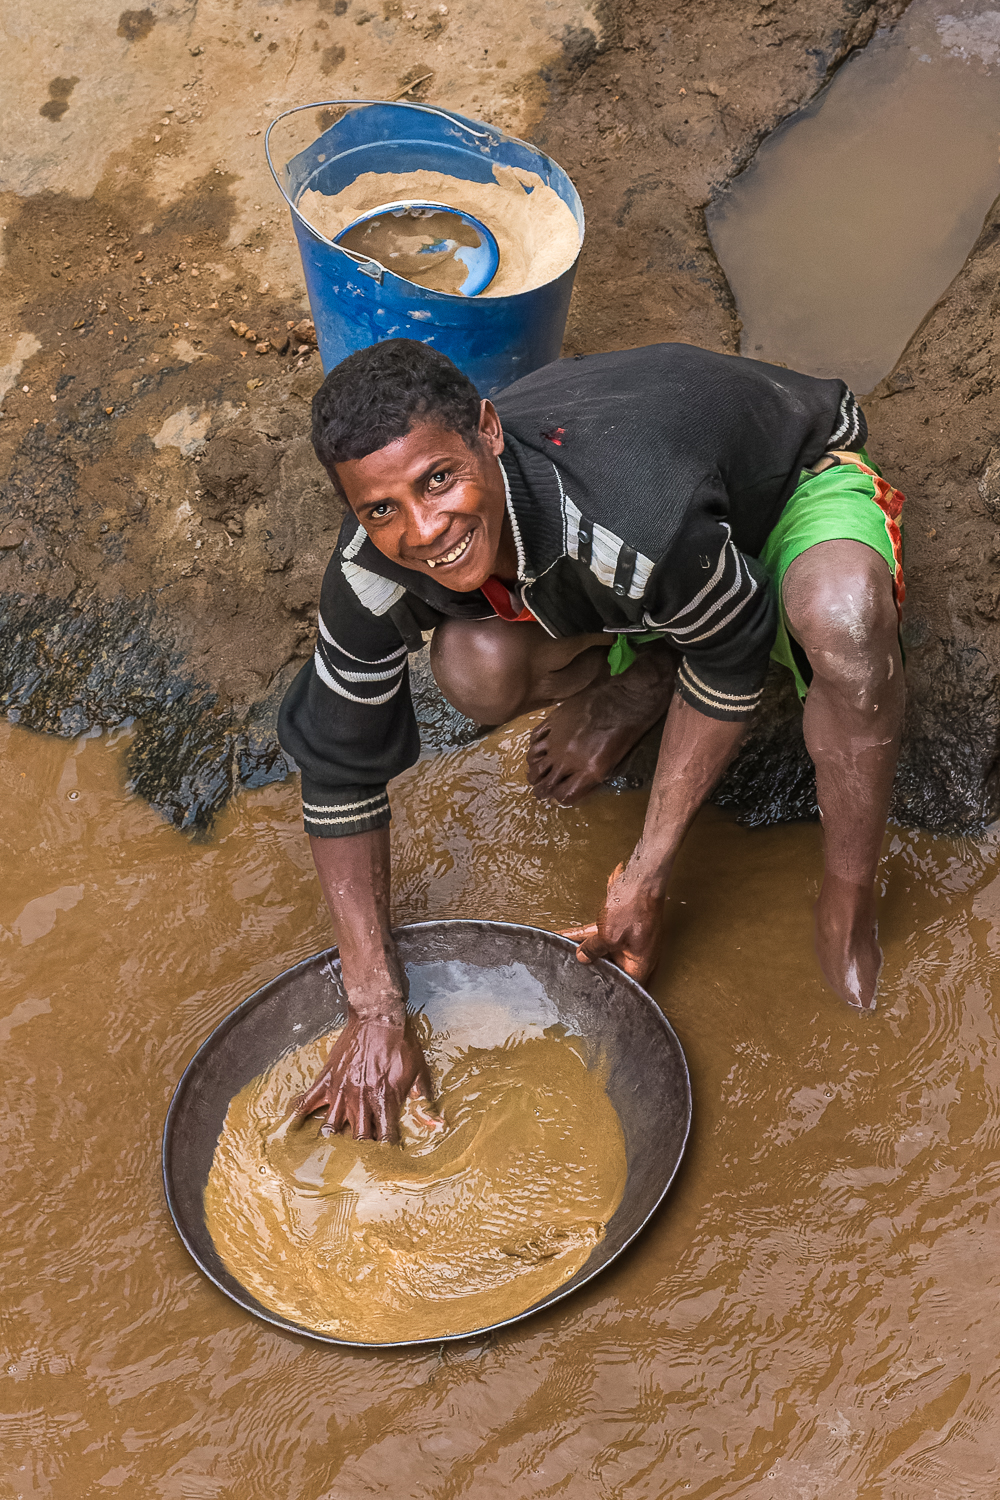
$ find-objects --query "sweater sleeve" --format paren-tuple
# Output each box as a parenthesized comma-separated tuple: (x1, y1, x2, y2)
(277, 549, 421, 838)
(641, 474, 778, 722)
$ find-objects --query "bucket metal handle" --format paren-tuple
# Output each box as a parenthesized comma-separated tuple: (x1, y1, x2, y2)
(265, 99, 495, 263)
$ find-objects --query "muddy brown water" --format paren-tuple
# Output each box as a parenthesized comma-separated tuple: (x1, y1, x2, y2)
(707, 0, 1000, 393)
(4, 713, 1000, 1496)
(336, 210, 490, 297)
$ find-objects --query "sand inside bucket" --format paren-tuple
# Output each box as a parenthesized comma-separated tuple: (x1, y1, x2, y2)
(297, 164, 581, 297)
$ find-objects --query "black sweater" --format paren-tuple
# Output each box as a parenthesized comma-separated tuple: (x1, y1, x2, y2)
(278, 344, 865, 837)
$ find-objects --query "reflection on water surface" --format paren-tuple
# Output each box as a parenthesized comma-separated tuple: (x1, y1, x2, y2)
(3, 716, 1000, 1496)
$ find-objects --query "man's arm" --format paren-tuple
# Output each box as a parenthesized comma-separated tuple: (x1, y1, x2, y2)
(571, 695, 746, 979)
(276, 538, 430, 1143)
(290, 827, 432, 1142)
(567, 484, 776, 978)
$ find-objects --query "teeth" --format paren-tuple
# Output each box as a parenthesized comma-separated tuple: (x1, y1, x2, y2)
(427, 531, 471, 569)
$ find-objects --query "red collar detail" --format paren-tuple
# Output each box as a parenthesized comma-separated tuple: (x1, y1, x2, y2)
(481, 575, 534, 622)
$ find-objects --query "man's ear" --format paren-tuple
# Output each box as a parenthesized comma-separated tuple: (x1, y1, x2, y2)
(478, 399, 505, 457)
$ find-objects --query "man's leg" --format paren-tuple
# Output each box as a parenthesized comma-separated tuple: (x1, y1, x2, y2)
(782, 539, 904, 1010)
(430, 618, 677, 804)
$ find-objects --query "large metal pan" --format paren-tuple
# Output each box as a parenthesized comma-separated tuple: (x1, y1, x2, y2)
(162, 920, 692, 1347)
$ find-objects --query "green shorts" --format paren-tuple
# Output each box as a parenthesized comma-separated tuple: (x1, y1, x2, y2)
(757, 449, 906, 701)
(607, 450, 906, 696)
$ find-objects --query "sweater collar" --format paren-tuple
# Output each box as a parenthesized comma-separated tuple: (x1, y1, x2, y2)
(498, 439, 565, 582)
(497, 455, 528, 582)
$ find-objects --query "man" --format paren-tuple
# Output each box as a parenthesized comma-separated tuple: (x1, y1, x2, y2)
(279, 339, 905, 1142)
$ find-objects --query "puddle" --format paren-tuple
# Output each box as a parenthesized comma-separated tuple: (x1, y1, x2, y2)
(707, 0, 1000, 392)
(3, 715, 1000, 1492)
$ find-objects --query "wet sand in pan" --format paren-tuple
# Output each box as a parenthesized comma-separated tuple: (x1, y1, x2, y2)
(204, 1027, 627, 1342)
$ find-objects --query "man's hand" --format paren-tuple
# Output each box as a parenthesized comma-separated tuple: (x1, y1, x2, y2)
(300, 827, 434, 1144)
(560, 696, 749, 986)
(291, 1016, 433, 1143)
(561, 862, 667, 983)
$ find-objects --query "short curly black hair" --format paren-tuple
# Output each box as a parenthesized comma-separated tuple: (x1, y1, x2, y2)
(311, 339, 483, 473)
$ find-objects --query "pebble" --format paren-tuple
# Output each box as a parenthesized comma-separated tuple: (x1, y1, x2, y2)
(0, 521, 29, 549)
(290, 318, 318, 347)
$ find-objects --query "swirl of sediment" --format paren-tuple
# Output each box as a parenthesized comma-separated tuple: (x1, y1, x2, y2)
(204, 1027, 627, 1342)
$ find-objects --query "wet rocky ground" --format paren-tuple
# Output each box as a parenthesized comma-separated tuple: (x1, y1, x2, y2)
(3, 0, 998, 831)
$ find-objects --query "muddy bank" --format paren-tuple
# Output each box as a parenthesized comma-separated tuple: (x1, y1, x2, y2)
(866, 195, 1000, 826)
(9, 0, 998, 833)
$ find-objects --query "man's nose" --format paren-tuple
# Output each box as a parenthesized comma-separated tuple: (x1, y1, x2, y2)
(405, 502, 449, 552)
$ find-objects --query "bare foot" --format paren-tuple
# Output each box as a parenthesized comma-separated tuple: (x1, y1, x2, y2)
(813, 873, 883, 1011)
(525, 647, 675, 805)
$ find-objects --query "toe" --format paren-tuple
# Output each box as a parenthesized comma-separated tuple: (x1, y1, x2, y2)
(525, 736, 550, 770)
(530, 769, 561, 800)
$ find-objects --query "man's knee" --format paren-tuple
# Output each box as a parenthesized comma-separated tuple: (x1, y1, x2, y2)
(430, 618, 534, 724)
(784, 549, 901, 708)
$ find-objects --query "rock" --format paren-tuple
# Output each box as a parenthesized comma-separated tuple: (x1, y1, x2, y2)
(978, 445, 1000, 518)
(290, 319, 318, 347)
(0, 520, 29, 549)
(882, 368, 916, 395)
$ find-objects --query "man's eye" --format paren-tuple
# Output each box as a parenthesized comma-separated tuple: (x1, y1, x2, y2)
(428, 470, 449, 487)
(369, 502, 392, 519)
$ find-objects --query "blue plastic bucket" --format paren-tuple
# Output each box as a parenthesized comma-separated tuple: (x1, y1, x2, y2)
(266, 100, 584, 396)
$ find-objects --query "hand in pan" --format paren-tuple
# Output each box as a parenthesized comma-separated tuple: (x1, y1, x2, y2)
(290, 1016, 434, 1145)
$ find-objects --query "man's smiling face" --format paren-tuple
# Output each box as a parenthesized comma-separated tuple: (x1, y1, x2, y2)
(332, 400, 517, 591)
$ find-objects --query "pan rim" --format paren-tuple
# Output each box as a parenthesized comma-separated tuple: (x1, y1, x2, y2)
(162, 919, 692, 1349)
